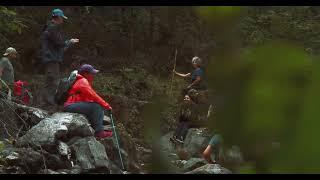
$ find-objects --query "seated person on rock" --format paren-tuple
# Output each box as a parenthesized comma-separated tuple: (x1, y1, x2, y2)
(170, 94, 198, 144)
(64, 64, 113, 139)
(173, 56, 206, 97)
(202, 134, 224, 164)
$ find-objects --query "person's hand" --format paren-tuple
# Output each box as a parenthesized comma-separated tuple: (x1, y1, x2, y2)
(173, 69, 176, 73)
(70, 38, 79, 44)
(105, 108, 112, 116)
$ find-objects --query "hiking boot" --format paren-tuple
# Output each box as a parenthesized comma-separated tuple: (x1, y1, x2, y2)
(170, 136, 177, 143)
(95, 130, 113, 139)
(175, 138, 184, 144)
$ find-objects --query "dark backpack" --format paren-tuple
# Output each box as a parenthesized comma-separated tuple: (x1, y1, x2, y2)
(54, 70, 78, 105)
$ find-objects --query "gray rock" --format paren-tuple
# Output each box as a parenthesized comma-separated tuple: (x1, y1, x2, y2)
(182, 158, 208, 172)
(168, 153, 180, 161)
(100, 138, 141, 173)
(55, 165, 82, 174)
(43, 152, 70, 170)
(38, 169, 60, 174)
(100, 138, 128, 170)
(4, 166, 26, 174)
(172, 160, 187, 168)
(3, 148, 44, 173)
(57, 141, 70, 157)
(109, 161, 124, 174)
(185, 164, 232, 174)
(16, 112, 94, 149)
(160, 128, 211, 159)
(159, 131, 175, 153)
(70, 136, 109, 173)
(5, 152, 20, 165)
(69, 165, 82, 174)
(183, 128, 211, 158)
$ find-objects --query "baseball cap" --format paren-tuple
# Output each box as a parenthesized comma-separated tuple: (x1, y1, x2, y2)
(3, 47, 17, 56)
(52, 8, 68, 19)
(192, 56, 202, 65)
(79, 64, 99, 74)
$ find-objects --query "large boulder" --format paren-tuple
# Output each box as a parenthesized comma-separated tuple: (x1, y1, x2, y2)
(3, 147, 44, 173)
(100, 121, 141, 173)
(69, 136, 110, 173)
(0, 100, 49, 140)
(100, 138, 126, 169)
(182, 158, 208, 172)
(100, 137, 140, 173)
(182, 128, 211, 158)
(160, 128, 211, 159)
(185, 164, 232, 174)
(160, 131, 175, 153)
(16, 112, 94, 150)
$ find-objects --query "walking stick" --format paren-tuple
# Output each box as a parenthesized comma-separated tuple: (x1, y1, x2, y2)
(170, 49, 178, 96)
(110, 113, 125, 170)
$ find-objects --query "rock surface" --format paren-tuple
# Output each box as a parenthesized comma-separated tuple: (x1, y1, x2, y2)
(70, 136, 110, 173)
(185, 164, 232, 174)
(16, 112, 94, 149)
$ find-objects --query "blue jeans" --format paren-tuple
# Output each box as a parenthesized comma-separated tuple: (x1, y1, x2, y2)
(64, 102, 104, 133)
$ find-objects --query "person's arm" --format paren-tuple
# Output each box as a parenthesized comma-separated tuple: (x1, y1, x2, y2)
(79, 82, 112, 110)
(64, 38, 79, 51)
(46, 26, 79, 50)
(174, 70, 191, 78)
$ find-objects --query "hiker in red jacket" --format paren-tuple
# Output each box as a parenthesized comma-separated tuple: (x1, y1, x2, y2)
(64, 64, 113, 139)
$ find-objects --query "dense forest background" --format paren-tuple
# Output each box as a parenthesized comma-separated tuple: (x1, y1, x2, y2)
(1, 6, 319, 77)
(1, 6, 320, 173)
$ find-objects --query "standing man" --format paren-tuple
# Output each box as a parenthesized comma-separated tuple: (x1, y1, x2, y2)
(40, 8, 79, 110)
(173, 56, 206, 96)
(0, 47, 18, 98)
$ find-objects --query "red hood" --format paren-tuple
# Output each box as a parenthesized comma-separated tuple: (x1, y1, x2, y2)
(76, 74, 93, 85)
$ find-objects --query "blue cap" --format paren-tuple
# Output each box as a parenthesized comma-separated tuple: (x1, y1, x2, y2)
(79, 64, 99, 74)
(52, 8, 68, 19)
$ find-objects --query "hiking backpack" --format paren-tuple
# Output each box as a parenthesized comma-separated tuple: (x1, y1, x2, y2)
(54, 70, 78, 105)
(13, 80, 32, 105)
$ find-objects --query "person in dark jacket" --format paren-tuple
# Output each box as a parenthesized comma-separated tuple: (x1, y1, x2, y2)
(40, 8, 79, 110)
(170, 94, 198, 144)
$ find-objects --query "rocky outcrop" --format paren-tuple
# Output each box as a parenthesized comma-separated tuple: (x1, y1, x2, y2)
(160, 128, 211, 160)
(185, 164, 232, 174)
(16, 112, 94, 150)
(70, 136, 109, 173)
(160, 128, 234, 174)
(0, 106, 145, 174)
(182, 158, 208, 172)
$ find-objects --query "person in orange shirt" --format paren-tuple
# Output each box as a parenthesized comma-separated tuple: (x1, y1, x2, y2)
(64, 64, 113, 139)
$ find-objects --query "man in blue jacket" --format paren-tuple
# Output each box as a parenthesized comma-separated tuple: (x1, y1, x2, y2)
(40, 8, 79, 110)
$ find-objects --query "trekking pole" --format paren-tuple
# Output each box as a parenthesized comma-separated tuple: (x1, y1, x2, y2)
(110, 112, 125, 170)
(169, 49, 178, 96)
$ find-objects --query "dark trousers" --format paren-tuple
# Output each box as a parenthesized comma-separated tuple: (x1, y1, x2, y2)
(173, 120, 190, 141)
(41, 62, 60, 107)
(64, 102, 104, 133)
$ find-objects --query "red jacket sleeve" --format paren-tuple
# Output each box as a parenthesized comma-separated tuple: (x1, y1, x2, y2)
(78, 79, 112, 110)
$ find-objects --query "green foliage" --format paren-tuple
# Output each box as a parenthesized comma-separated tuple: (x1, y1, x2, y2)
(0, 6, 27, 47)
(0, 141, 4, 151)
